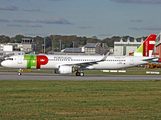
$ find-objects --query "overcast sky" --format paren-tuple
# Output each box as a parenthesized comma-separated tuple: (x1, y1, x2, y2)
(0, 0, 161, 39)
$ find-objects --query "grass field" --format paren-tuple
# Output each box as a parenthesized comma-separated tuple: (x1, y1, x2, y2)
(0, 81, 161, 120)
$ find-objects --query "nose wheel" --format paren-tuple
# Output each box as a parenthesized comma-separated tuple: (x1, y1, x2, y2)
(76, 71, 84, 76)
(17, 69, 22, 76)
(17, 72, 22, 76)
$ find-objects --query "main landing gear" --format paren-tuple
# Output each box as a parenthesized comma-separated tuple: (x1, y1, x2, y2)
(76, 71, 84, 76)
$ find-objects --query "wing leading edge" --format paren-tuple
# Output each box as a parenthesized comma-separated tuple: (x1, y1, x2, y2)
(60, 53, 109, 68)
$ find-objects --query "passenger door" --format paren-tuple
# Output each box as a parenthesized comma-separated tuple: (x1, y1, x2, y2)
(18, 55, 22, 64)
(129, 57, 134, 65)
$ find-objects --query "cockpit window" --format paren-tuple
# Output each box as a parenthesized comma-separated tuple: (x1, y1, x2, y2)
(7, 58, 13, 60)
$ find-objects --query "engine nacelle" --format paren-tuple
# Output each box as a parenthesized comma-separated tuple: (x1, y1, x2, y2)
(54, 66, 73, 74)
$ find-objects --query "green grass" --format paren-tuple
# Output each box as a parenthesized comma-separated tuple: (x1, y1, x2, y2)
(1, 81, 161, 119)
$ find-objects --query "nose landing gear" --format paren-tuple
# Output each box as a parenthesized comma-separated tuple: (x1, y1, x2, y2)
(18, 69, 22, 76)
(17, 69, 31, 76)
(17, 72, 22, 76)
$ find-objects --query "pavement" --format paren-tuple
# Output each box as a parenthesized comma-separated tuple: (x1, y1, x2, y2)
(0, 72, 160, 81)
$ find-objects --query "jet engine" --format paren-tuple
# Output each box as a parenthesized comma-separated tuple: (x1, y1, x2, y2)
(54, 66, 74, 74)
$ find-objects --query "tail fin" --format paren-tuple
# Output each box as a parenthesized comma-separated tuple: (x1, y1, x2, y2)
(130, 34, 157, 57)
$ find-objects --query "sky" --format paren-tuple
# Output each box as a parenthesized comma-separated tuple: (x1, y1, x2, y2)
(0, 0, 161, 39)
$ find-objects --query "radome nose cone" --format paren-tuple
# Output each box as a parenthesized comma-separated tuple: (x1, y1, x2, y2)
(1, 61, 5, 67)
(1, 61, 6, 67)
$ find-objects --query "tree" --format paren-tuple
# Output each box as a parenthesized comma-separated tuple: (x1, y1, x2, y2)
(35, 36, 44, 53)
(15, 35, 24, 43)
(86, 38, 98, 43)
(0, 36, 10, 43)
(78, 36, 87, 45)
(45, 37, 52, 48)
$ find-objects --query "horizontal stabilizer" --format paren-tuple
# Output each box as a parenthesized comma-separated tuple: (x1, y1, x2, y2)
(142, 57, 158, 62)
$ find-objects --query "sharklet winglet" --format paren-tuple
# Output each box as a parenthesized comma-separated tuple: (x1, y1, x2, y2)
(100, 52, 109, 61)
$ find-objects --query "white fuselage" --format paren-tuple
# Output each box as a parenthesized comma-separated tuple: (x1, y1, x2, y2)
(1, 55, 153, 70)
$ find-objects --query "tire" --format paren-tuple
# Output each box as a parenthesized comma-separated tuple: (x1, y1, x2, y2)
(17, 72, 21, 76)
(80, 72, 84, 76)
(76, 72, 80, 76)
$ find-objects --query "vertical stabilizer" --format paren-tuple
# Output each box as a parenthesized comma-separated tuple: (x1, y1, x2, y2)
(131, 34, 157, 57)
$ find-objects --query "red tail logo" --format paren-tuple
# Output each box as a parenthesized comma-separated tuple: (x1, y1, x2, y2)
(143, 34, 157, 57)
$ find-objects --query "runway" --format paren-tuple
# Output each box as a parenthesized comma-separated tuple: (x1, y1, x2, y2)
(0, 72, 160, 81)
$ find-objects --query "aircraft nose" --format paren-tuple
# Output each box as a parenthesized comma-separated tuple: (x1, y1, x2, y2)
(1, 61, 7, 67)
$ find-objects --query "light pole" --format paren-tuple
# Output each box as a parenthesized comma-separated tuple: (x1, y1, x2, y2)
(52, 43, 54, 54)
(44, 38, 45, 54)
(72, 41, 75, 48)
(72, 41, 75, 53)
(35, 43, 38, 54)
(42, 44, 44, 53)
(59, 40, 62, 52)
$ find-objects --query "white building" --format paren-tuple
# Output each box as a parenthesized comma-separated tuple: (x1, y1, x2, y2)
(84, 43, 108, 55)
(0, 38, 34, 60)
(114, 37, 144, 56)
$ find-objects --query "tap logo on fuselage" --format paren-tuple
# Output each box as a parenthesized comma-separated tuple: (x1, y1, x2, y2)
(24, 55, 48, 69)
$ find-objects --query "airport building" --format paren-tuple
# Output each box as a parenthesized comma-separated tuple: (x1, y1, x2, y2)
(114, 37, 144, 56)
(84, 43, 108, 55)
(0, 38, 34, 60)
(60, 43, 108, 55)
(155, 33, 161, 61)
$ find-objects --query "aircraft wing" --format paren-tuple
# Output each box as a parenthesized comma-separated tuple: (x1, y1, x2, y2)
(71, 61, 98, 67)
(62, 53, 109, 68)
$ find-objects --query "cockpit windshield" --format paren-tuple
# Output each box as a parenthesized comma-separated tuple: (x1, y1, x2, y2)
(7, 58, 13, 60)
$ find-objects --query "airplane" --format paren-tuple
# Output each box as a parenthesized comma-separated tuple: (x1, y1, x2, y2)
(1, 34, 157, 76)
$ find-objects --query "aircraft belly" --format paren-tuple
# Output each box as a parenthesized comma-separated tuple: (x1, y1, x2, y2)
(93, 61, 129, 70)
(40, 61, 59, 69)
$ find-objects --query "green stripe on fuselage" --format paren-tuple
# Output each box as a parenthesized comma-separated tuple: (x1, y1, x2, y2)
(24, 55, 37, 69)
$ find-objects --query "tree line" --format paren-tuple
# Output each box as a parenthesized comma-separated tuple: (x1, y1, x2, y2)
(0, 34, 146, 53)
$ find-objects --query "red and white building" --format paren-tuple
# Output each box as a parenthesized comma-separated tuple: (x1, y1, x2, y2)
(154, 33, 161, 62)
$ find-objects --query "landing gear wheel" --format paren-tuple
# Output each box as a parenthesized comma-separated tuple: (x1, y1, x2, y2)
(76, 72, 84, 76)
(76, 72, 80, 76)
(80, 72, 84, 76)
(17, 72, 21, 76)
